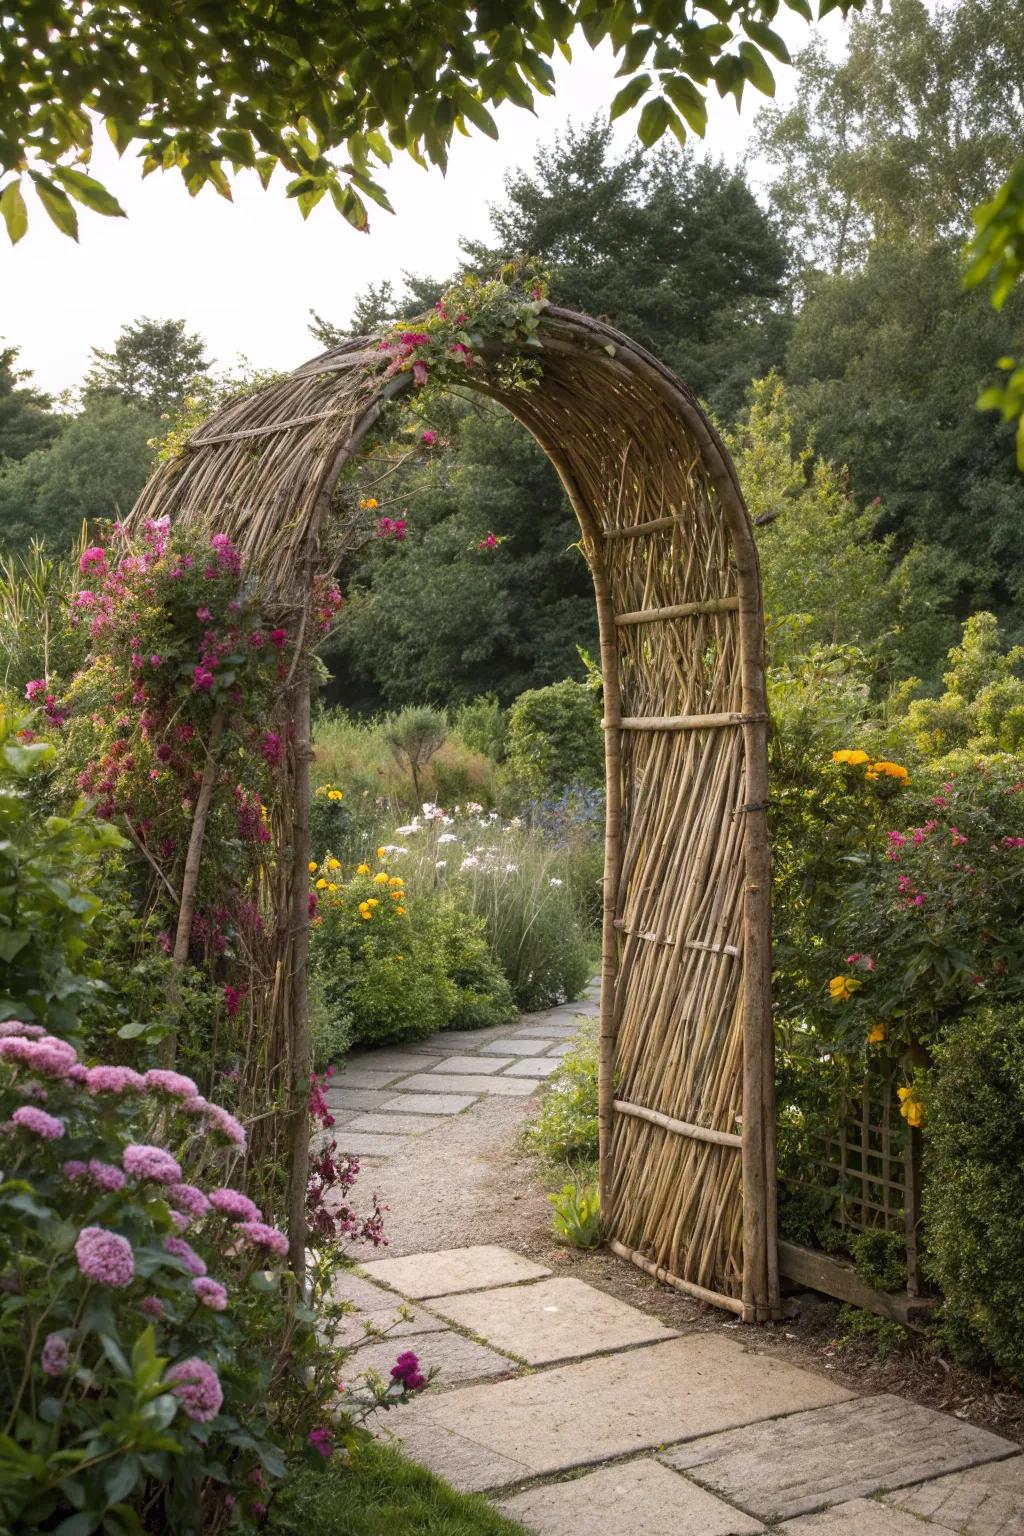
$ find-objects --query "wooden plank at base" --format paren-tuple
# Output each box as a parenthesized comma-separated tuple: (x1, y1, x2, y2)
(778, 1240, 938, 1325)
(608, 1237, 749, 1320)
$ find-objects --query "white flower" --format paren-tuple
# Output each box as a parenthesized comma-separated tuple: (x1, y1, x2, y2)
(394, 823, 419, 836)
(488, 810, 498, 820)
(437, 832, 457, 844)
(460, 855, 480, 871)
(435, 859, 448, 869)
(380, 844, 408, 856)
(509, 817, 523, 828)
(505, 863, 518, 873)
(466, 801, 483, 815)
(549, 877, 563, 886)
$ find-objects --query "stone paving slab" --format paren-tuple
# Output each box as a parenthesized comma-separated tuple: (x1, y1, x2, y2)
(884, 1453, 1024, 1534)
(512, 1021, 581, 1038)
(332, 1267, 401, 1311)
(499, 1458, 765, 1536)
(399, 1073, 537, 1097)
(361, 1245, 551, 1298)
(480, 1037, 558, 1055)
(384, 1421, 532, 1493)
(545, 1041, 575, 1056)
(503, 1057, 560, 1078)
(348, 1327, 518, 1387)
(325, 1087, 392, 1113)
(333, 1131, 412, 1157)
(348, 1051, 444, 1073)
(425, 1055, 513, 1075)
(334, 1067, 411, 1090)
(337, 1303, 449, 1347)
(779, 1498, 942, 1535)
(381, 1092, 477, 1116)
(661, 1395, 1017, 1520)
(401, 1334, 850, 1485)
(417, 1029, 512, 1052)
(427, 1276, 678, 1365)
(345, 1111, 443, 1135)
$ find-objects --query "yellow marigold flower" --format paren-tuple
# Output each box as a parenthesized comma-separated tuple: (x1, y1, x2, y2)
(359, 909, 372, 920)
(377, 846, 387, 860)
(388, 876, 403, 887)
(367, 898, 380, 908)
(373, 872, 390, 885)
(832, 750, 870, 766)
(315, 878, 328, 890)
(327, 788, 344, 801)
(897, 1086, 924, 1128)
(327, 882, 337, 892)
(867, 1022, 887, 1044)
(829, 975, 860, 1001)
(308, 861, 318, 873)
(391, 889, 403, 901)
(359, 497, 379, 510)
(396, 906, 407, 917)
(326, 857, 341, 871)
(358, 900, 370, 911)
(356, 863, 371, 875)
(869, 761, 910, 782)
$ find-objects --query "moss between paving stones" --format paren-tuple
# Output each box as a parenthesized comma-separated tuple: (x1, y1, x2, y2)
(269, 1439, 529, 1536)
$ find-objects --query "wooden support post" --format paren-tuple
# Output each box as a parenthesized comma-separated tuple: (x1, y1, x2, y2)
(285, 669, 313, 1282)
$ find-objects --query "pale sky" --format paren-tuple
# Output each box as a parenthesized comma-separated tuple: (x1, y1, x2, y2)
(1, 19, 848, 398)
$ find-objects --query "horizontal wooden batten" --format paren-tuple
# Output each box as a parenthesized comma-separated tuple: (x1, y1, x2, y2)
(614, 1097, 743, 1150)
(609, 1239, 748, 1318)
(611, 925, 738, 959)
(602, 514, 680, 539)
(609, 710, 754, 733)
(615, 596, 740, 627)
(685, 937, 740, 958)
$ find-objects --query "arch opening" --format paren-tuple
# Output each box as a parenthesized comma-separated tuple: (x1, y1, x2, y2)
(129, 304, 777, 1321)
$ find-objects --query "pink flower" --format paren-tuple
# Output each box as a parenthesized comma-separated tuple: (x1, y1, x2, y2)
(164, 1234, 207, 1276)
(85, 1065, 146, 1096)
(167, 1357, 223, 1422)
(0, 1034, 78, 1078)
(88, 1159, 126, 1192)
(411, 360, 429, 387)
(192, 1277, 228, 1311)
(196, 606, 212, 622)
(223, 984, 244, 1018)
(76, 1226, 134, 1287)
(169, 1183, 211, 1220)
(192, 665, 215, 692)
(149, 653, 164, 668)
(10, 1105, 63, 1139)
(260, 732, 283, 768)
(421, 430, 437, 446)
(269, 628, 287, 648)
(0, 1021, 44, 1038)
(203, 1103, 246, 1148)
(308, 1426, 334, 1457)
(887, 830, 906, 847)
(141, 1295, 164, 1319)
(25, 677, 47, 701)
(390, 1349, 427, 1391)
(145, 1069, 199, 1100)
(63, 1160, 88, 1181)
(247, 630, 265, 649)
(123, 1143, 182, 1184)
(79, 546, 107, 574)
(208, 1187, 262, 1222)
(236, 1221, 288, 1257)
(41, 1332, 69, 1378)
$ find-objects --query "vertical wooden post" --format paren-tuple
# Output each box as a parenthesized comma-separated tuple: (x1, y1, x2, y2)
(285, 668, 313, 1282)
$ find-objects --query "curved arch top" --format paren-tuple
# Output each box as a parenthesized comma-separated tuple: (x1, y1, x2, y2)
(130, 307, 777, 1320)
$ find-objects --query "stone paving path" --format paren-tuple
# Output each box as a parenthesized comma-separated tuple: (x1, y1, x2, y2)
(330, 990, 1024, 1536)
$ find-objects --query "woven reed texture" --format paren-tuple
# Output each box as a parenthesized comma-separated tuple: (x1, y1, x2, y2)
(127, 308, 776, 1318)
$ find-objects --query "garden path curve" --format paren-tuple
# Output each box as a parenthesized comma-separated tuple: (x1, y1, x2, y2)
(328, 992, 1024, 1536)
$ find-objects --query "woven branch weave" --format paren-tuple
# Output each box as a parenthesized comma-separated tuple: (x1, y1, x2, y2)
(128, 307, 777, 1320)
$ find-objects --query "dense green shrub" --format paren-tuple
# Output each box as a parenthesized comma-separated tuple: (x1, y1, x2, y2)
(383, 705, 448, 802)
(453, 693, 507, 763)
(308, 854, 514, 1048)
(527, 1025, 600, 1165)
(923, 1006, 1024, 1379)
(849, 1228, 907, 1293)
(504, 679, 603, 800)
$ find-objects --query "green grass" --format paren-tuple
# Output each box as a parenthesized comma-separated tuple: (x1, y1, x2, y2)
(270, 1439, 528, 1536)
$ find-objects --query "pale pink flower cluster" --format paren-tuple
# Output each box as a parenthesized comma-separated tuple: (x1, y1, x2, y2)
(123, 1143, 182, 1184)
(164, 1234, 207, 1276)
(85, 1065, 146, 1095)
(169, 1183, 211, 1220)
(236, 1221, 288, 1257)
(208, 1187, 261, 1222)
(192, 1277, 228, 1311)
(145, 1069, 199, 1099)
(41, 1332, 69, 1377)
(167, 1356, 223, 1422)
(75, 1226, 134, 1287)
(9, 1104, 64, 1139)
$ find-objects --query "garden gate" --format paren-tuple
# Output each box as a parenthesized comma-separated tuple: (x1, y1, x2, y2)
(129, 298, 778, 1322)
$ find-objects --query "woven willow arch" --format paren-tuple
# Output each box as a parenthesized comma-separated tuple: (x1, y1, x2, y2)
(129, 308, 778, 1322)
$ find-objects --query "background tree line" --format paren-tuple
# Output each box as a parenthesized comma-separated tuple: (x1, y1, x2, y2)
(2, 0, 1022, 706)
